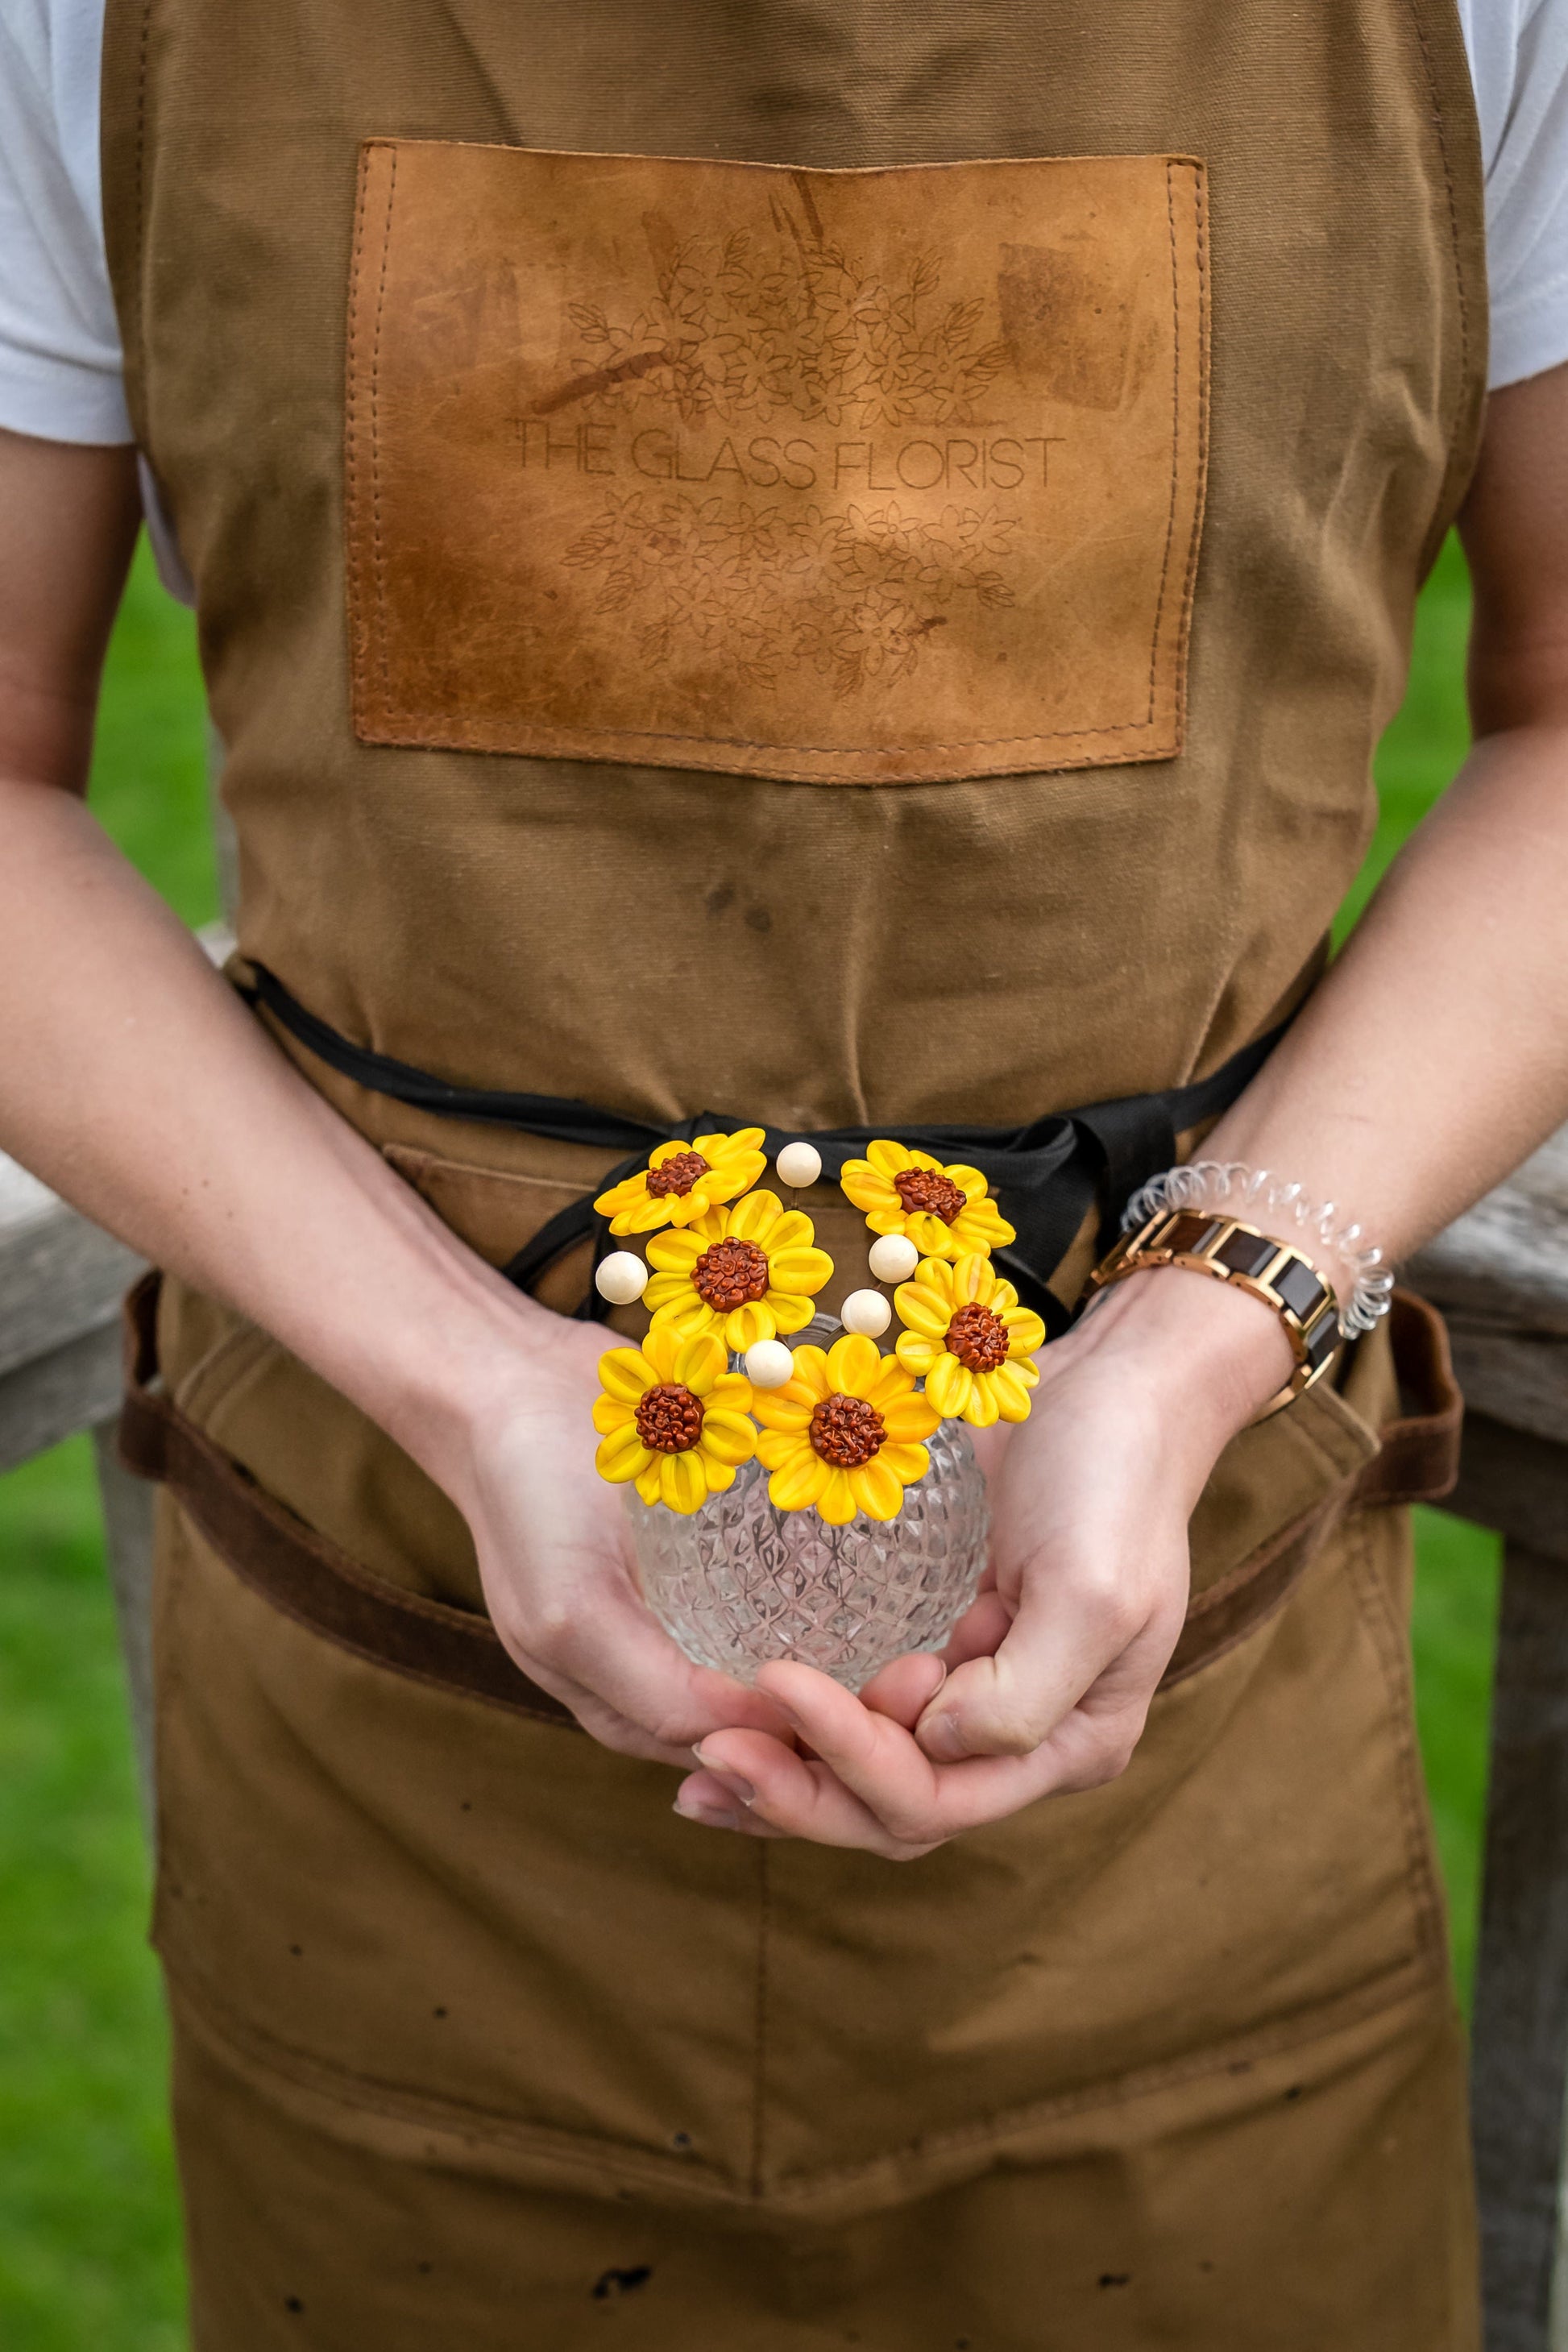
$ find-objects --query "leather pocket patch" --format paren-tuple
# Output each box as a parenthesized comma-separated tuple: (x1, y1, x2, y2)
(346, 140, 1208, 785)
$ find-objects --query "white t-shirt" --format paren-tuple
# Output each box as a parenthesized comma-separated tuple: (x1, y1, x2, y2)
(2, 0, 1566, 453)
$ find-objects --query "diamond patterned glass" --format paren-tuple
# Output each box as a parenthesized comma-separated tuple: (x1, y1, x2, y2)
(624, 1321, 990, 1690)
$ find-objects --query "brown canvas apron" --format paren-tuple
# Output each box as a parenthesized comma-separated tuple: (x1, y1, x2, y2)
(102, 1, 1487, 2342)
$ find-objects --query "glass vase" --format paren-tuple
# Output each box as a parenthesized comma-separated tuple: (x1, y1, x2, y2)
(624, 1320, 989, 1691)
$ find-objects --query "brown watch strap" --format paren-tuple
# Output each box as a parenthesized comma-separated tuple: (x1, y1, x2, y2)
(1084, 1209, 1342, 1419)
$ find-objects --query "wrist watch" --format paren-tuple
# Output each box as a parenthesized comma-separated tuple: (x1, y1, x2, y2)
(1082, 1209, 1344, 1421)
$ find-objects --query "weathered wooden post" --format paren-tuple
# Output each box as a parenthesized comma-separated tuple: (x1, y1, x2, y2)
(1411, 1134, 1568, 2350)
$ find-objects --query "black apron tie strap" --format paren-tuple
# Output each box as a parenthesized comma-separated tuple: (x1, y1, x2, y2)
(239, 964, 1289, 1330)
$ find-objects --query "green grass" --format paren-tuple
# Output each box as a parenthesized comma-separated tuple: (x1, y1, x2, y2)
(0, 532, 1499, 2346)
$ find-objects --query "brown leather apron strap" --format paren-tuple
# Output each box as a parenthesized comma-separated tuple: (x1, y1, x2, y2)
(116, 1271, 575, 1728)
(1164, 1288, 1462, 1686)
(117, 1274, 1462, 1722)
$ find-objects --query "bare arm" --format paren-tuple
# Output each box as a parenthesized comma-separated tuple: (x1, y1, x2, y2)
(685, 363, 1568, 1855)
(0, 427, 786, 1762)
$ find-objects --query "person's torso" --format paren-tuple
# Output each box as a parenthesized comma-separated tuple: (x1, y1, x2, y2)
(103, 0, 1485, 1134)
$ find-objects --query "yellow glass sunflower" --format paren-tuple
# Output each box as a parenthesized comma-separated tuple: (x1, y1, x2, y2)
(839, 1140, 1015, 1261)
(893, 1252, 1045, 1426)
(594, 1127, 767, 1237)
(752, 1333, 940, 1525)
(645, 1189, 834, 1351)
(591, 1326, 757, 1513)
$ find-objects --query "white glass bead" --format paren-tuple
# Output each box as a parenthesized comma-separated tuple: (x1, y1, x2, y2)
(840, 1288, 892, 1338)
(594, 1250, 649, 1305)
(775, 1141, 823, 1188)
(744, 1339, 796, 1390)
(867, 1233, 919, 1284)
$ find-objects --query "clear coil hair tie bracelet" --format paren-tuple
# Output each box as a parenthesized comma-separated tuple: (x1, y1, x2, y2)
(1119, 1162, 1393, 1336)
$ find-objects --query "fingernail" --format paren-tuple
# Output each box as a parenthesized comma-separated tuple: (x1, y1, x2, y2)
(674, 1794, 740, 1831)
(919, 1711, 969, 1764)
(692, 1748, 757, 1806)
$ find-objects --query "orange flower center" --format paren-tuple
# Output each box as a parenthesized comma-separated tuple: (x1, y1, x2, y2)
(634, 1383, 705, 1454)
(692, 1237, 771, 1312)
(894, 1168, 965, 1225)
(946, 1300, 1010, 1374)
(646, 1149, 711, 1200)
(809, 1394, 886, 1468)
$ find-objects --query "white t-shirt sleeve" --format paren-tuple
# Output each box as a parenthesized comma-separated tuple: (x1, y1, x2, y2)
(1459, 0, 1568, 384)
(0, 0, 1565, 454)
(0, 0, 129, 441)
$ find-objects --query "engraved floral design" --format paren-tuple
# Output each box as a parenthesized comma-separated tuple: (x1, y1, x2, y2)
(565, 222, 1010, 430)
(563, 493, 1017, 697)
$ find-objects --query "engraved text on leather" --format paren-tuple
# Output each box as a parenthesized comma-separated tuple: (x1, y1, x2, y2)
(346, 142, 1209, 784)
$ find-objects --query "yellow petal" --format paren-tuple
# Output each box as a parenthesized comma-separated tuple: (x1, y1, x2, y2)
(865, 1205, 910, 1236)
(769, 1451, 829, 1512)
(849, 1457, 905, 1520)
(952, 1201, 1017, 1251)
(596, 1346, 658, 1403)
(944, 1164, 989, 1201)
(649, 1295, 715, 1341)
(893, 1278, 952, 1338)
(642, 1271, 695, 1313)
(757, 1425, 810, 1474)
(593, 1173, 646, 1216)
(642, 1325, 683, 1381)
(951, 1253, 996, 1306)
(646, 1230, 706, 1274)
(786, 1346, 832, 1400)
(840, 1168, 898, 1213)
(699, 1454, 738, 1493)
(725, 1301, 776, 1351)
(990, 1361, 1037, 1422)
(1002, 1309, 1047, 1356)
(700, 1165, 762, 1207)
(708, 1373, 755, 1412)
(880, 1441, 931, 1485)
(865, 1353, 918, 1410)
(648, 1139, 691, 1168)
(765, 1209, 816, 1254)
(595, 1429, 653, 1483)
(909, 1212, 960, 1259)
(661, 1451, 707, 1513)
(752, 1389, 815, 1434)
(765, 1290, 818, 1336)
(894, 1331, 941, 1375)
(674, 1331, 728, 1395)
(962, 1376, 1002, 1429)
(699, 1409, 757, 1466)
(728, 1188, 783, 1244)
(634, 1460, 664, 1506)
(619, 1195, 673, 1234)
(817, 1468, 858, 1525)
(699, 1125, 765, 1160)
(827, 1333, 882, 1397)
(591, 1396, 636, 1435)
(769, 1247, 833, 1296)
(882, 1393, 941, 1442)
(867, 1139, 915, 1177)
(926, 1351, 973, 1419)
